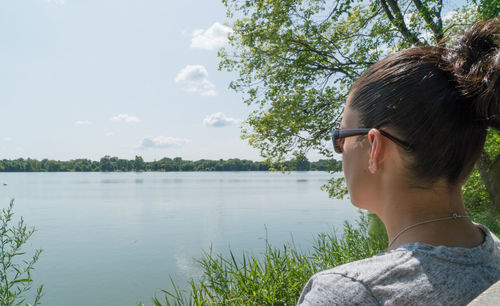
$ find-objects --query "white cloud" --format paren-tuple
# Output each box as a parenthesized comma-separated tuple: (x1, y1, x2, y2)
(191, 22, 233, 50)
(47, 0, 65, 5)
(74, 120, 92, 126)
(175, 65, 216, 96)
(105, 132, 115, 137)
(138, 136, 191, 149)
(111, 114, 140, 123)
(203, 112, 240, 127)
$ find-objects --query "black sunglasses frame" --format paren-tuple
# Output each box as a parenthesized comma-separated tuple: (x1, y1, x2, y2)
(331, 128, 413, 154)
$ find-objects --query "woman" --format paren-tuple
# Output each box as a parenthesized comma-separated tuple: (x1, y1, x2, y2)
(298, 20, 500, 305)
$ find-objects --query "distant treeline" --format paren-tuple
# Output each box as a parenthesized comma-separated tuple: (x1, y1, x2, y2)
(0, 156, 342, 172)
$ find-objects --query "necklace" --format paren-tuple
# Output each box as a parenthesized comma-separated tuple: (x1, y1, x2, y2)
(387, 213, 468, 249)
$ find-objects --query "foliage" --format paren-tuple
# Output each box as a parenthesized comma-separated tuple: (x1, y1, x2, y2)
(219, 0, 500, 209)
(321, 176, 348, 200)
(0, 157, 340, 173)
(153, 213, 386, 305)
(484, 129, 500, 160)
(219, 0, 484, 163)
(367, 212, 389, 243)
(474, 0, 500, 19)
(463, 129, 500, 234)
(0, 200, 43, 306)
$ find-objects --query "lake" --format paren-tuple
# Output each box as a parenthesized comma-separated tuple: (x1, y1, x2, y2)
(0, 172, 358, 305)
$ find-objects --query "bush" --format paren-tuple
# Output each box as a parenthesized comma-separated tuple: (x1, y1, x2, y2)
(463, 168, 500, 236)
(0, 199, 43, 306)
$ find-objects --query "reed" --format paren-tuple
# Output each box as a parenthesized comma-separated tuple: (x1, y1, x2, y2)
(153, 213, 386, 305)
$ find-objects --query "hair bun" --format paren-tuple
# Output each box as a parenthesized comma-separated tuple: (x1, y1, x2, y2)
(445, 20, 500, 129)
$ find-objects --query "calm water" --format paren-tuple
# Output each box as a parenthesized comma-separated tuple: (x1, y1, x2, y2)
(0, 172, 358, 305)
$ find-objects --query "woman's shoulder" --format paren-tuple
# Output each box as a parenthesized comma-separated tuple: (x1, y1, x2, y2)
(314, 248, 418, 285)
(298, 225, 500, 305)
(297, 251, 413, 305)
(297, 263, 380, 305)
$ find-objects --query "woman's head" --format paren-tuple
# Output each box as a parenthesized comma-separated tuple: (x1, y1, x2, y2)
(344, 20, 500, 188)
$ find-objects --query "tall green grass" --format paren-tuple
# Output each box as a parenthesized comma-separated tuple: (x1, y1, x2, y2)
(153, 213, 387, 305)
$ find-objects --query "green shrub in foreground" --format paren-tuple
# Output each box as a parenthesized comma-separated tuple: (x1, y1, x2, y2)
(153, 214, 386, 305)
(0, 199, 43, 306)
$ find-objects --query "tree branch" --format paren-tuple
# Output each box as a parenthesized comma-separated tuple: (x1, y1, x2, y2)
(490, 154, 500, 209)
(477, 150, 495, 204)
(436, 0, 443, 35)
(412, 0, 443, 41)
(286, 40, 361, 78)
(381, 0, 423, 45)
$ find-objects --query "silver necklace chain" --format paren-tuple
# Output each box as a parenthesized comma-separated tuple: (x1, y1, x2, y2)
(387, 213, 468, 249)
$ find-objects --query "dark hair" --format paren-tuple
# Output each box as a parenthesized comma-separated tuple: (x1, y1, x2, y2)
(349, 20, 500, 186)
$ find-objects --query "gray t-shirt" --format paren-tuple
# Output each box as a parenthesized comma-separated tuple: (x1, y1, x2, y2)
(298, 225, 500, 305)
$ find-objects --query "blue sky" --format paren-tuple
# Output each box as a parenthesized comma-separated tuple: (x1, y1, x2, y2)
(0, 0, 262, 161)
(0, 0, 468, 162)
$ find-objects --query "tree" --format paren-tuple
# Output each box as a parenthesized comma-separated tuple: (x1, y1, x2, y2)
(474, 0, 500, 19)
(100, 156, 112, 172)
(287, 153, 311, 171)
(134, 156, 145, 172)
(220, 0, 500, 209)
(115, 158, 129, 172)
(46, 160, 62, 172)
(73, 159, 93, 172)
(25, 158, 40, 172)
(475, 131, 500, 213)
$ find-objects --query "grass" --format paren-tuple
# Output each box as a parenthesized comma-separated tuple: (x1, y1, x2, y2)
(152, 213, 387, 305)
(149, 197, 499, 306)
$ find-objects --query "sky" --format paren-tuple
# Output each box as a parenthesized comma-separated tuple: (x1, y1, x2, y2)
(0, 0, 265, 161)
(0, 0, 468, 162)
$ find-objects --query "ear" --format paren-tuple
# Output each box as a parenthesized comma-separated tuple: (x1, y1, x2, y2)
(367, 129, 384, 174)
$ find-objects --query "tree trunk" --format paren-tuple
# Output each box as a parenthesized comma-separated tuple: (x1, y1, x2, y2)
(489, 155, 500, 211)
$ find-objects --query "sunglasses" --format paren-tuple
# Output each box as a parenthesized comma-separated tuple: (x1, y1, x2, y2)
(331, 128, 413, 154)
